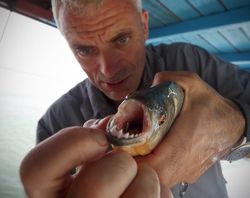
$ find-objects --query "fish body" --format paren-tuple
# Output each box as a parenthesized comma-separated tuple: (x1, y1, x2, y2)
(106, 81, 184, 156)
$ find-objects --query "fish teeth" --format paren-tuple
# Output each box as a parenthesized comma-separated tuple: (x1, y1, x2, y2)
(109, 118, 115, 128)
(109, 120, 142, 139)
(109, 124, 124, 138)
(117, 129, 123, 138)
(123, 133, 129, 139)
(110, 125, 117, 136)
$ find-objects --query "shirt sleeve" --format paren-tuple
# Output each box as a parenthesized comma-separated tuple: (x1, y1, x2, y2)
(36, 92, 85, 144)
(36, 118, 54, 143)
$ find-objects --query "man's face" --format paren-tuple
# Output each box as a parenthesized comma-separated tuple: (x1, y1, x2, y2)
(59, 0, 149, 101)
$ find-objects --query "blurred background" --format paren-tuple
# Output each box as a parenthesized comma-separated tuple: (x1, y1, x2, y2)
(0, 3, 85, 197)
(0, 0, 250, 197)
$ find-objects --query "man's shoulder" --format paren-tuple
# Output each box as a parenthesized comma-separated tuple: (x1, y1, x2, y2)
(146, 42, 202, 56)
(145, 42, 207, 72)
(37, 79, 91, 140)
(50, 79, 89, 111)
(41, 79, 91, 125)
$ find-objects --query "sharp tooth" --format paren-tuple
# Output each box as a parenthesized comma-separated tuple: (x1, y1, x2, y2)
(110, 125, 118, 136)
(117, 129, 123, 138)
(135, 134, 139, 137)
(109, 118, 121, 129)
(110, 117, 115, 128)
(129, 134, 135, 138)
(123, 133, 129, 139)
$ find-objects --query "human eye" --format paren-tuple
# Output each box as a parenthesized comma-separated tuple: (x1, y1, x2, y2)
(116, 34, 130, 46)
(75, 46, 95, 58)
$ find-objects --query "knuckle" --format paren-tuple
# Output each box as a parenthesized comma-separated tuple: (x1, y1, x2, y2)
(152, 74, 161, 84)
(111, 151, 137, 171)
(153, 72, 166, 82)
(186, 72, 199, 81)
(140, 165, 159, 183)
(19, 160, 30, 185)
(19, 154, 39, 194)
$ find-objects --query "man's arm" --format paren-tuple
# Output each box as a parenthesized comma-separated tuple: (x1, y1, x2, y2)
(193, 45, 250, 152)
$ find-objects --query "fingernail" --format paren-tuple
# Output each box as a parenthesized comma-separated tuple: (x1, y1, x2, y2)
(94, 131, 108, 146)
(83, 119, 100, 127)
(93, 119, 101, 125)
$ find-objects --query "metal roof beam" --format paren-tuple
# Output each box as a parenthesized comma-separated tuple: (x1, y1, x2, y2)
(148, 6, 250, 44)
(217, 51, 250, 70)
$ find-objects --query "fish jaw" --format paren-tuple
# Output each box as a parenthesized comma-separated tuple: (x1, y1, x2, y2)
(107, 100, 150, 139)
(106, 82, 184, 156)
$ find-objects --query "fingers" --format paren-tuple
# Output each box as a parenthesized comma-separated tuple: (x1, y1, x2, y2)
(161, 187, 174, 198)
(121, 165, 160, 198)
(20, 126, 108, 196)
(66, 151, 137, 198)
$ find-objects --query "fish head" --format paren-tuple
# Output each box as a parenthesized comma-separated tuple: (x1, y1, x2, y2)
(106, 82, 184, 156)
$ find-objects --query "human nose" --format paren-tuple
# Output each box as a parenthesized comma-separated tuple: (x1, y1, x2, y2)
(98, 49, 119, 77)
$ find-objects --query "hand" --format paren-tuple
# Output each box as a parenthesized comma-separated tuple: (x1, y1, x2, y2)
(20, 120, 161, 198)
(136, 71, 245, 187)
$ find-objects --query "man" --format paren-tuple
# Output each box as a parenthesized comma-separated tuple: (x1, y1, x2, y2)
(20, 0, 250, 197)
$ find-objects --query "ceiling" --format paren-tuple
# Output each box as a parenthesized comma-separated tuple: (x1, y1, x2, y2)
(144, 0, 250, 71)
(1, 0, 250, 71)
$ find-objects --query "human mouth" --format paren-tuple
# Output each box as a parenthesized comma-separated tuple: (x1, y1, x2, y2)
(105, 75, 130, 87)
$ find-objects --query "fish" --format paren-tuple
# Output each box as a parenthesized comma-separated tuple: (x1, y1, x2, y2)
(106, 81, 184, 156)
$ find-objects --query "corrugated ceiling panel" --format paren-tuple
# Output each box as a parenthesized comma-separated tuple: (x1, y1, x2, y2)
(220, 27, 250, 51)
(241, 23, 250, 39)
(142, 0, 178, 25)
(223, 0, 250, 9)
(199, 30, 237, 53)
(158, 0, 199, 20)
(164, 35, 189, 43)
(148, 14, 165, 28)
(181, 34, 219, 53)
(187, 0, 225, 15)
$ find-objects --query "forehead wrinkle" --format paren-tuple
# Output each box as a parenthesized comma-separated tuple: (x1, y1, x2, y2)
(62, 0, 139, 33)
(65, 13, 119, 36)
(63, 0, 142, 46)
(64, 22, 118, 46)
(65, 15, 138, 45)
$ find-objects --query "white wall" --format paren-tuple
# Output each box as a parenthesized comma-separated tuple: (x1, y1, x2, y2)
(221, 160, 250, 198)
(0, 7, 85, 198)
(0, 6, 249, 198)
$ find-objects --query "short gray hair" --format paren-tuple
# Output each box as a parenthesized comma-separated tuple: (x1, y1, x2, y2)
(51, 0, 142, 29)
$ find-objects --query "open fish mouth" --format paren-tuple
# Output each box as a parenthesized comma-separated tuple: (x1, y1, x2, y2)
(107, 100, 150, 145)
(106, 81, 184, 156)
